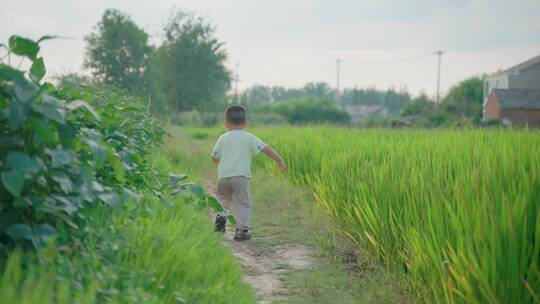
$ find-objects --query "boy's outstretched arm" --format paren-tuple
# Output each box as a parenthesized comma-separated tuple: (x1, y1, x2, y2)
(262, 146, 287, 170)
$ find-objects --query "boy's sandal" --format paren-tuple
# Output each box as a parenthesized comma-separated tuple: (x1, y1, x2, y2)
(233, 229, 251, 241)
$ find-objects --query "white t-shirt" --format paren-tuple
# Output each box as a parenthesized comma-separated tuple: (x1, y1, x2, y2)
(211, 129, 266, 179)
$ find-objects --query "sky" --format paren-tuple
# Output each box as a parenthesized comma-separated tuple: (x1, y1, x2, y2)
(1, 0, 539, 97)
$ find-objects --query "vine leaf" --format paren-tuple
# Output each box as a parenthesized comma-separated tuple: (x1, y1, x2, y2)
(6, 151, 40, 176)
(207, 196, 224, 213)
(1, 170, 25, 197)
(30, 57, 46, 82)
(6, 224, 33, 240)
(8, 35, 39, 61)
(67, 100, 100, 121)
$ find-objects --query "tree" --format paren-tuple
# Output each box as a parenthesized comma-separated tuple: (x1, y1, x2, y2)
(442, 76, 484, 119)
(257, 97, 350, 125)
(302, 82, 333, 98)
(401, 94, 434, 116)
(84, 9, 151, 95)
(148, 11, 231, 112)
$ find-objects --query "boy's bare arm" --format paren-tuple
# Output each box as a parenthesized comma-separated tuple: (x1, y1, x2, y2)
(262, 146, 287, 170)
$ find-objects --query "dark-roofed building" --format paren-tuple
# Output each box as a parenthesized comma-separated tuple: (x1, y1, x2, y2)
(483, 54, 540, 126)
(484, 89, 540, 127)
(483, 54, 540, 103)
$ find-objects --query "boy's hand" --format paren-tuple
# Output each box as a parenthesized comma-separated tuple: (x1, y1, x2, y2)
(277, 160, 287, 171)
(263, 146, 287, 171)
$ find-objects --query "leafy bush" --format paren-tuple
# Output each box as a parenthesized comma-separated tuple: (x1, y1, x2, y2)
(1, 35, 243, 302)
(0, 35, 163, 252)
(1, 164, 251, 303)
(256, 97, 350, 125)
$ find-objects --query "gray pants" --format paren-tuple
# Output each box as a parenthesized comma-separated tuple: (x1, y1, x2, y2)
(216, 176, 252, 229)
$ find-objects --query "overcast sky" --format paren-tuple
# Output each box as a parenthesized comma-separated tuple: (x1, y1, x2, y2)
(1, 0, 539, 97)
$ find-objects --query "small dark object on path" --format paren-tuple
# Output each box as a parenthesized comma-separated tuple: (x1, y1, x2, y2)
(214, 215, 227, 233)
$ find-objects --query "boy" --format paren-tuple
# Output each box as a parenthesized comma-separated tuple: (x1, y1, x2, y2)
(211, 105, 286, 241)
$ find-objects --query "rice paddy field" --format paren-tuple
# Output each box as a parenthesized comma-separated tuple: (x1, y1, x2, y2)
(253, 127, 540, 303)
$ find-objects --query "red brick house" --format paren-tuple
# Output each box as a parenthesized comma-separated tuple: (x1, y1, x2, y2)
(484, 89, 540, 127)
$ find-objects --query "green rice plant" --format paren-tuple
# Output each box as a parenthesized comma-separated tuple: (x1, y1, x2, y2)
(255, 126, 540, 303)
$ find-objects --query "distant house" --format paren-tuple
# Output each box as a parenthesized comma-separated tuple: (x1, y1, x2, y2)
(345, 105, 388, 122)
(483, 54, 540, 126)
(484, 89, 540, 127)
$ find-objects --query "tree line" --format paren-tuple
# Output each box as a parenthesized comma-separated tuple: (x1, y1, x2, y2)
(239, 82, 411, 113)
(74, 8, 231, 114)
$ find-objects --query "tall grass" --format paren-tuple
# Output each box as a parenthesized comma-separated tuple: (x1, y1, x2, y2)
(256, 127, 539, 303)
(0, 153, 254, 303)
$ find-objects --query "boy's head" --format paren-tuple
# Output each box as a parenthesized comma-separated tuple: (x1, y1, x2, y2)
(225, 105, 247, 128)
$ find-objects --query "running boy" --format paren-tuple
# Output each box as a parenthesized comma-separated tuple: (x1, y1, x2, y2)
(211, 105, 287, 241)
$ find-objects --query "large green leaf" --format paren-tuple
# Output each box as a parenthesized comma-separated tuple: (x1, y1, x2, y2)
(122, 188, 142, 202)
(0, 64, 24, 80)
(185, 183, 206, 199)
(34, 224, 57, 239)
(8, 35, 39, 60)
(30, 117, 58, 145)
(6, 224, 33, 240)
(1, 170, 25, 197)
(66, 100, 100, 121)
(226, 215, 237, 226)
(34, 95, 66, 124)
(86, 139, 107, 165)
(57, 124, 77, 149)
(6, 151, 40, 176)
(49, 149, 74, 168)
(106, 151, 125, 182)
(8, 100, 27, 129)
(207, 196, 225, 213)
(52, 175, 72, 194)
(14, 78, 37, 102)
(98, 192, 122, 210)
(169, 173, 188, 188)
(30, 57, 46, 82)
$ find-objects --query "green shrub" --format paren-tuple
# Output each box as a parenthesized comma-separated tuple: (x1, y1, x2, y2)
(0, 35, 162, 253)
(1, 192, 253, 303)
(249, 112, 288, 126)
(256, 97, 350, 125)
(1, 34, 246, 303)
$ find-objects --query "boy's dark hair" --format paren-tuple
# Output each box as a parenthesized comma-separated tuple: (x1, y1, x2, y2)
(225, 105, 247, 125)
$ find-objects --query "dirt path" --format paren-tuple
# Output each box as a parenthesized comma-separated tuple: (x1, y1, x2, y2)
(204, 181, 314, 304)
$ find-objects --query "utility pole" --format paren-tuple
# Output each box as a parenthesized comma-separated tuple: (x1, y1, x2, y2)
(336, 58, 341, 106)
(435, 50, 444, 103)
(234, 60, 239, 104)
